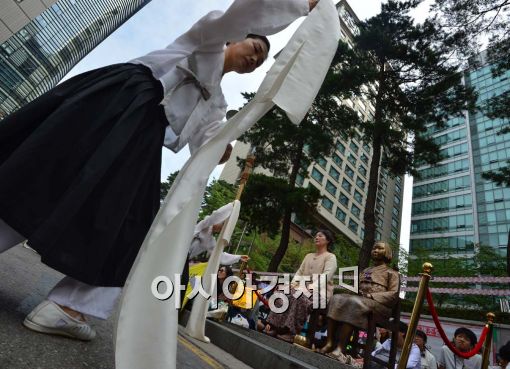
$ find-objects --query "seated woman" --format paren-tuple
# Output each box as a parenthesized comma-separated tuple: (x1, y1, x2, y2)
(216, 265, 234, 303)
(264, 230, 338, 343)
(320, 241, 399, 362)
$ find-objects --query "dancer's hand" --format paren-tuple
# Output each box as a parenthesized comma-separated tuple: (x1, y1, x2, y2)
(240, 255, 250, 262)
(308, 0, 319, 11)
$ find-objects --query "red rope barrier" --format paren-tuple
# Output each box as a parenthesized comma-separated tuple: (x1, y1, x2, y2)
(426, 288, 488, 359)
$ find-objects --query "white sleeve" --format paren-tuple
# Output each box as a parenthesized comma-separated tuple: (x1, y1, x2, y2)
(219, 252, 242, 265)
(175, 0, 309, 51)
(406, 344, 422, 369)
(188, 118, 224, 155)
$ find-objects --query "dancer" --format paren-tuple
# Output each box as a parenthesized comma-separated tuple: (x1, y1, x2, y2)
(0, 0, 318, 340)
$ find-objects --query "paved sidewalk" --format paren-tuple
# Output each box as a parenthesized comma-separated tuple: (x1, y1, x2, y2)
(0, 245, 251, 369)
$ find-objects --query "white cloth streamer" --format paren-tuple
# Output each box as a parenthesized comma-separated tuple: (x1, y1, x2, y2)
(115, 2, 340, 368)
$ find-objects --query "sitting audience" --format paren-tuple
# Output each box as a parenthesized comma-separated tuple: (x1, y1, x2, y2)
(491, 341, 510, 369)
(415, 329, 437, 369)
(264, 230, 338, 343)
(370, 321, 421, 369)
(438, 327, 482, 369)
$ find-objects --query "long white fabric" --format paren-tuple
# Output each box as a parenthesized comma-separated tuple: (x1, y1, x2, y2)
(115, 1, 340, 368)
(185, 200, 241, 342)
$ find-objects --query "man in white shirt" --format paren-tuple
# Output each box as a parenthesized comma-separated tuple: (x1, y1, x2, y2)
(415, 329, 438, 369)
(370, 321, 421, 369)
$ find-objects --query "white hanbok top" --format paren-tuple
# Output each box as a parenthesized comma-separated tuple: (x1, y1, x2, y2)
(130, 0, 309, 154)
(189, 202, 240, 265)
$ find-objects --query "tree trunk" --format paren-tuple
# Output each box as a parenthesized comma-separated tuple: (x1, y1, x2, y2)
(267, 140, 304, 272)
(359, 131, 383, 271)
(359, 64, 386, 271)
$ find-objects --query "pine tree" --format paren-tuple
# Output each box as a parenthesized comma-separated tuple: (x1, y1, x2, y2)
(336, 0, 477, 270)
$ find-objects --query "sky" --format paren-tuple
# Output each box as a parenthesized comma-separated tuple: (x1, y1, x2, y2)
(63, 0, 433, 252)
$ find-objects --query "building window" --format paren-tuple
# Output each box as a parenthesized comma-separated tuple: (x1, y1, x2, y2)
(358, 165, 367, 177)
(336, 208, 346, 223)
(361, 153, 369, 164)
(351, 204, 361, 219)
(356, 178, 366, 190)
(322, 197, 334, 212)
(354, 190, 363, 204)
(350, 142, 359, 154)
(347, 154, 357, 166)
(317, 157, 327, 168)
(345, 165, 355, 179)
(348, 219, 359, 233)
(342, 179, 352, 193)
(339, 192, 349, 207)
(329, 166, 340, 181)
(326, 180, 337, 196)
(332, 153, 342, 168)
(336, 142, 346, 154)
(311, 168, 324, 184)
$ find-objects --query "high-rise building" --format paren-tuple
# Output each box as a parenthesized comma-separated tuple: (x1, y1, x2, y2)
(410, 51, 510, 258)
(219, 0, 405, 247)
(0, 0, 151, 118)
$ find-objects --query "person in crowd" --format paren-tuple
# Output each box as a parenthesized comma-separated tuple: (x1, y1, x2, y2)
(216, 265, 234, 303)
(263, 230, 338, 343)
(1, 0, 319, 341)
(438, 327, 482, 369)
(415, 329, 438, 369)
(378, 327, 391, 346)
(319, 241, 400, 360)
(369, 321, 421, 369)
(491, 341, 510, 369)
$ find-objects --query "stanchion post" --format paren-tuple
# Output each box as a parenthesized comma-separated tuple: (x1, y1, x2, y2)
(235, 154, 255, 201)
(397, 262, 433, 369)
(481, 312, 495, 369)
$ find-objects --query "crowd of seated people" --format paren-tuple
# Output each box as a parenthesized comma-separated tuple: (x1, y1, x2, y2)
(199, 226, 502, 369)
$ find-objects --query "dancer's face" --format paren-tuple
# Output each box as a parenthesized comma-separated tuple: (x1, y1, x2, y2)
(224, 38, 268, 74)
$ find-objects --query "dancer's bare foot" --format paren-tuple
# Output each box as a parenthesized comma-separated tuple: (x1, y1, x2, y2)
(58, 304, 86, 322)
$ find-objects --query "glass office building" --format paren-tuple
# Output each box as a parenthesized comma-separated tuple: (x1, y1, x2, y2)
(410, 51, 510, 258)
(0, 0, 151, 119)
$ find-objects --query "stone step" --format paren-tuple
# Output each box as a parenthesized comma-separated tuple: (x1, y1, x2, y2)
(179, 311, 351, 369)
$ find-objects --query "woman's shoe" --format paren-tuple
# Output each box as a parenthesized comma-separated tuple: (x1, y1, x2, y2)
(23, 300, 96, 341)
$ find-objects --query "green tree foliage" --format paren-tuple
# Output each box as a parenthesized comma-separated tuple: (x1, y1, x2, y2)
(333, 0, 476, 270)
(200, 179, 236, 219)
(238, 173, 320, 237)
(407, 243, 506, 309)
(238, 60, 361, 271)
(160, 172, 236, 220)
(160, 171, 179, 202)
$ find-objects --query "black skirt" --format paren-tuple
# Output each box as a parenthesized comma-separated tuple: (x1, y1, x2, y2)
(0, 63, 168, 287)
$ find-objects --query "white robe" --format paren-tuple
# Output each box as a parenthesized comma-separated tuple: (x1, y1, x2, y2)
(130, 0, 309, 154)
(115, 1, 341, 369)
